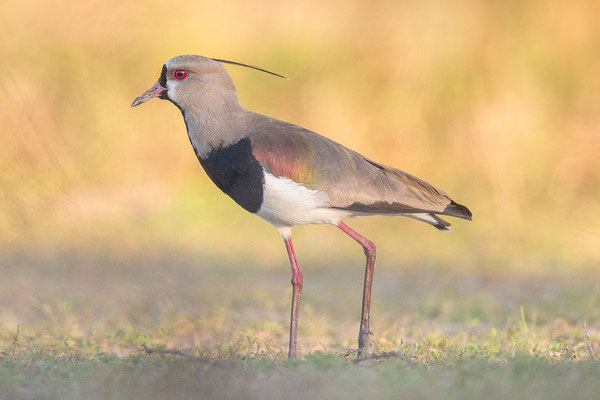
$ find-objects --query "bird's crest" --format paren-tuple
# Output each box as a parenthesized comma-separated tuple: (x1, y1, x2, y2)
(210, 58, 287, 79)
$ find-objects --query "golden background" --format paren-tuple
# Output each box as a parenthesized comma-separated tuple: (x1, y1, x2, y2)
(2, 0, 599, 271)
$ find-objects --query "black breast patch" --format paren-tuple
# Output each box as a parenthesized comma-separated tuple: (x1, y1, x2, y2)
(199, 139, 264, 213)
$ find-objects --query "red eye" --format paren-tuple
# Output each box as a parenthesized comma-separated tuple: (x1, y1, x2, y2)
(173, 69, 188, 80)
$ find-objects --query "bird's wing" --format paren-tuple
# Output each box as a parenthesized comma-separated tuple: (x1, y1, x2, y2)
(248, 115, 471, 221)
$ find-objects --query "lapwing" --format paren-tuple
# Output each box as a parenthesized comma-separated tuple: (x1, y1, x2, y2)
(132, 55, 472, 358)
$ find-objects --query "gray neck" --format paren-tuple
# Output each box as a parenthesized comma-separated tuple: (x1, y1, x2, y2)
(183, 101, 251, 159)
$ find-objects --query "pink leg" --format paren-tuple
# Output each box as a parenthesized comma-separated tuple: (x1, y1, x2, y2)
(338, 221, 376, 357)
(284, 236, 303, 358)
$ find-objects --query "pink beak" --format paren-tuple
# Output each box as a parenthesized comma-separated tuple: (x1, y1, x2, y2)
(131, 82, 166, 107)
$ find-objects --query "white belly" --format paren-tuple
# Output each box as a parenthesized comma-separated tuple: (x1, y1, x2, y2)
(256, 172, 352, 234)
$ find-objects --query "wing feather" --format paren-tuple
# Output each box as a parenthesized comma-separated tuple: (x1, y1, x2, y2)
(247, 114, 471, 220)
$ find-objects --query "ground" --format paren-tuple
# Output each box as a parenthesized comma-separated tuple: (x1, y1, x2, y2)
(1, 243, 599, 399)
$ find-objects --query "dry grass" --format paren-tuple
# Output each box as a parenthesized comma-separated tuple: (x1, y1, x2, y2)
(1, 244, 599, 359)
(1, 0, 599, 266)
(1, 245, 600, 399)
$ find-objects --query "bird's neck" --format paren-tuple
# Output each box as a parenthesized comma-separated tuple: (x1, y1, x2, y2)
(182, 101, 251, 160)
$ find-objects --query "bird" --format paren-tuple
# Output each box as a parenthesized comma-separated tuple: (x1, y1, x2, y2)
(132, 55, 472, 358)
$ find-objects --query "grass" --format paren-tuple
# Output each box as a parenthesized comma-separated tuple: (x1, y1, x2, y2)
(1, 243, 599, 399)
(2, 355, 600, 400)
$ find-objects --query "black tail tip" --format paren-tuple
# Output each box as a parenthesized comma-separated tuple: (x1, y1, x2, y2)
(446, 200, 472, 221)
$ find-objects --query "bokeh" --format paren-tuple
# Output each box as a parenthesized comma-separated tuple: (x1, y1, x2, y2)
(2, 0, 599, 269)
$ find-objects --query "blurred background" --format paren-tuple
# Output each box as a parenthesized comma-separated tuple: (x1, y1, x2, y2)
(1, 0, 599, 355)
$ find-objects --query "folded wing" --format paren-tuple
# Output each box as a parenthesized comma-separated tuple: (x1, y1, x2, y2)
(248, 115, 471, 228)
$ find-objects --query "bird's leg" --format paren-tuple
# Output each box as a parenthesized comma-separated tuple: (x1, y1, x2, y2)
(337, 221, 376, 357)
(283, 235, 303, 358)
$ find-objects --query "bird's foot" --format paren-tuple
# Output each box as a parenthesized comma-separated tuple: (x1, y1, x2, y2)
(357, 329, 374, 358)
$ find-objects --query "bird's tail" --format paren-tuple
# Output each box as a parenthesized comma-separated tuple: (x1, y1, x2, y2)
(442, 200, 472, 221)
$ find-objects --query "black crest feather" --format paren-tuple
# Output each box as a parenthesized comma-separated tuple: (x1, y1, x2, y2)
(211, 58, 286, 79)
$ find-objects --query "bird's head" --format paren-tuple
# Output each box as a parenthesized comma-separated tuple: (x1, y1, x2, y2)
(131, 55, 285, 112)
